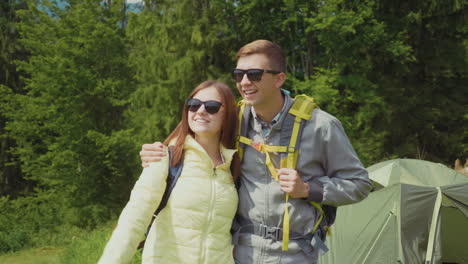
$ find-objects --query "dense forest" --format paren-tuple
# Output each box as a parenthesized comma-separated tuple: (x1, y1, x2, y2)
(0, 0, 467, 253)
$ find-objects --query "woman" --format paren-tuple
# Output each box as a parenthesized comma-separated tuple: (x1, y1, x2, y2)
(99, 80, 239, 264)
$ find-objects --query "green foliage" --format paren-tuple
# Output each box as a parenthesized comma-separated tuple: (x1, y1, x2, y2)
(125, 0, 238, 143)
(0, 191, 74, 252)
(301, 0, 467, 165)
(0, 247, 63, 264)
(60, 220, 141, 264)
(0, 0, 28, 197)
(0, 0, 27, 89)
(230, 0, 321, 78)
(6, 0, 137, 231)
(0, 197, 28, 252)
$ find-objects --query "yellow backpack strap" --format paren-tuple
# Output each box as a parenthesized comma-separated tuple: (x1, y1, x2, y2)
(280, 95, 317, 169)
(285, 95, 332, 247)
(288, 94, 316, 120)
(236, 100, 246, 161)
(236, 99, 288, 181)
(289, 95, 315, 167)
(248, 143, 287, 181)
(280, 94, 318, 251)
(310, 202, 325, 233)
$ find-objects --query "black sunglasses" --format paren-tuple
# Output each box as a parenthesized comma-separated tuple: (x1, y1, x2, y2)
(232, 69, 281, 82)
(186, 98, 223, 114)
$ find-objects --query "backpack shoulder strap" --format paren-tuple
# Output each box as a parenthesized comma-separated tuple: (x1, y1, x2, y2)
(280, 94, 317, 169)
(287, 96, 336, 237)
(154, 146, 183, 215)
(236, 99, 251, 161)
(289, 94, 317, 120)
(278, 94, 318, 250)
(138, 147, 184, 249)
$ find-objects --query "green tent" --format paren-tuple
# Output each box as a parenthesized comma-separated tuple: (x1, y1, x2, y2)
(319, 159, 468, 264)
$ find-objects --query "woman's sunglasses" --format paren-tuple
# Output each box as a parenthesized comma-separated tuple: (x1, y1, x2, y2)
(232, 69, 281, 82)
(186, 98, 223, 114)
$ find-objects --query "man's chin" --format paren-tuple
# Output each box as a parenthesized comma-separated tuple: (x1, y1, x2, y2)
(242, 98, 255, 106)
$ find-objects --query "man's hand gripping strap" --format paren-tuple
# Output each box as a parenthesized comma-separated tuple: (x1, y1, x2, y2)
(281, 95, 317, 251)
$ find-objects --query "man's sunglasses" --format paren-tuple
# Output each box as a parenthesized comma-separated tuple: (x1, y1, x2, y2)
(186, 98, 223, 114)
(232, 69, 281, 82)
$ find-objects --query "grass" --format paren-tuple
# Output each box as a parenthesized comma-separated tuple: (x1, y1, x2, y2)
(0, 221, 142, 264)
(60, 220, 142, 263)
(0, 247, 64, 264)
(60, 221, 115, 264)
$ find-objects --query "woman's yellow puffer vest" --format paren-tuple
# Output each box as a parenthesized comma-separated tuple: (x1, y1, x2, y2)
(99, 135, 238, 264)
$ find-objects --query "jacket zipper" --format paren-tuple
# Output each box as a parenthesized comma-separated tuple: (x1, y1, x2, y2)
(200, 168, 217, 263)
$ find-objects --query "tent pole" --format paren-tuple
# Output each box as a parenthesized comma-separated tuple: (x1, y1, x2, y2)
(425, 187, 442, 264)
(362, 211, 394, 264)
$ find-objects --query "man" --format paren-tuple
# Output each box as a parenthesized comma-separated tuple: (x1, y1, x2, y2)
(140, 40, 372, 264)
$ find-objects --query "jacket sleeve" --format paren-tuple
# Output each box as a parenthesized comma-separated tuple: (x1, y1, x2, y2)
(98, 151, 169, 264)
(305, 118, 372, 206)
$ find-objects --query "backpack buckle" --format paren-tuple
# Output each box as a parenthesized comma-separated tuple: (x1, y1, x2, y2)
(259, 224, 281, 241)
(252, 142, 263, 152)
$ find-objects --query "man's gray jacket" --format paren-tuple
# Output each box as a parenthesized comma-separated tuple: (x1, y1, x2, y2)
(233, 93, 372, 264)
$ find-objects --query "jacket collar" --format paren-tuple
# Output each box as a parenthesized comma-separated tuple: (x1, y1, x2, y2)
(241, 90, 294, 136)
(184, 135, 236, 168)
(265, 91, 294, 131)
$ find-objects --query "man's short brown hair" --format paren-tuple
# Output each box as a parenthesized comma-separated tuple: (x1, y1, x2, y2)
(236, 40, 286, 72)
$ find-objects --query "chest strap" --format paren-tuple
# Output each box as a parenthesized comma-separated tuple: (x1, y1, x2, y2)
(237, 136, 286, 181)
(237, 130, 293, 251)
(232, 216, 328, 257)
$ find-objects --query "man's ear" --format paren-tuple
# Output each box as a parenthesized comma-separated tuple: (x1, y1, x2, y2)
(275, 72, 286, 89)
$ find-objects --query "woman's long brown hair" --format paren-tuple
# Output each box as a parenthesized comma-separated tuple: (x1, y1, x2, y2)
(163, 80, 239, 180)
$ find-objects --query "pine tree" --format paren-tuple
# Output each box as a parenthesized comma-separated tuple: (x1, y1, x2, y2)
(301, 0, 467, 165)
(126, 0, 237, 143)
(0, 0, 28, 197)
(10, 0, 136, 227)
